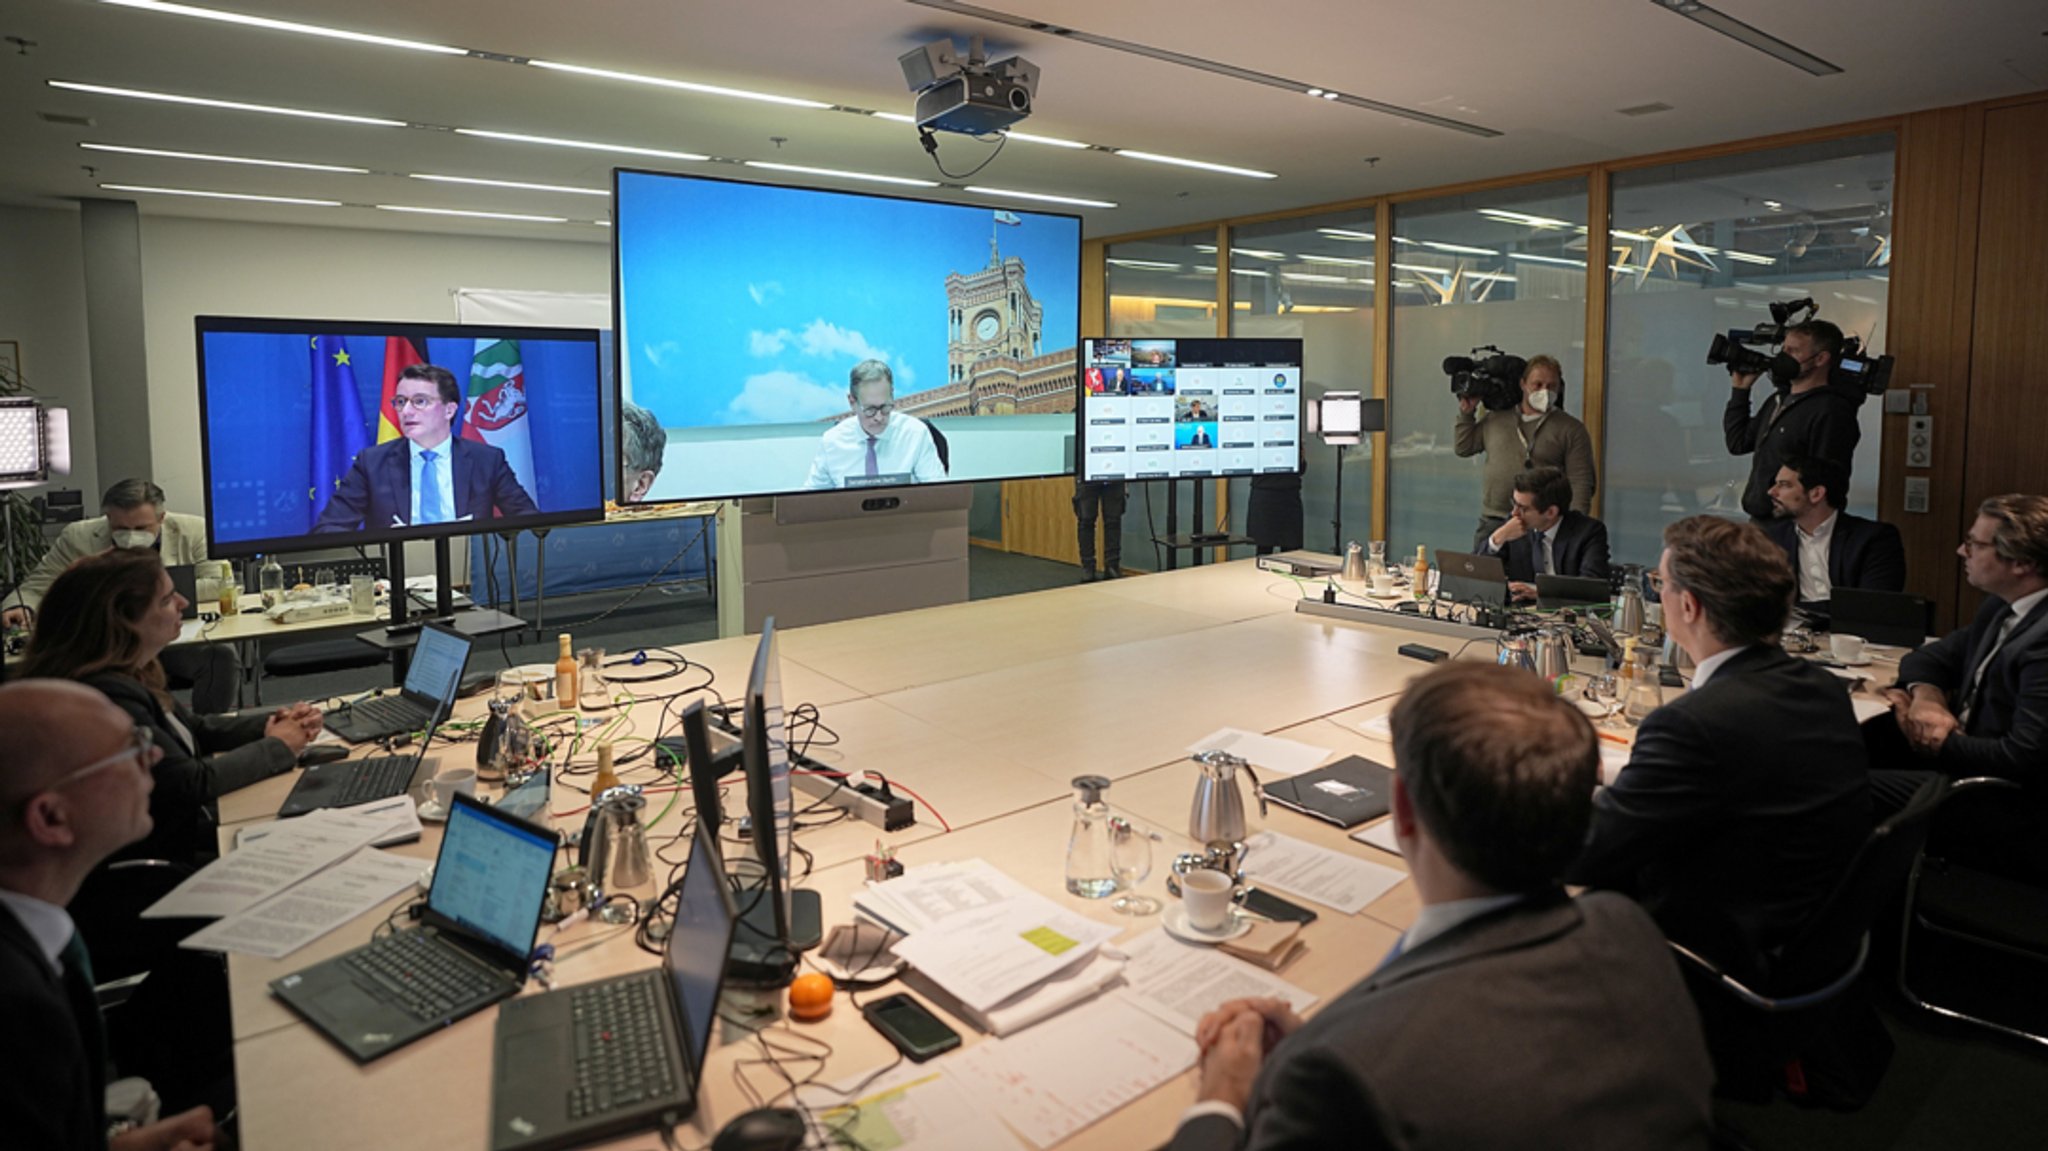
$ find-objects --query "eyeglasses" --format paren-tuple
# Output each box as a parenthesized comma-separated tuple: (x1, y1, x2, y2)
(1646, 570, 1667, 594)
(1961, 535, 1998, 554)
(856, 403, 894, 419)
(10, 727, 155, 816)
(391, 394, 450, 411)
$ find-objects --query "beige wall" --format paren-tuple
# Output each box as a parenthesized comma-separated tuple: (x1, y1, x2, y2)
(0, 205, 98, 503)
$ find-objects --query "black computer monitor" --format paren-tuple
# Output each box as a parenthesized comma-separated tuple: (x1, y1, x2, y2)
(1435, 549, 1509, 609)
(732, 617, 821, 985)
(679, 700, 731, 870)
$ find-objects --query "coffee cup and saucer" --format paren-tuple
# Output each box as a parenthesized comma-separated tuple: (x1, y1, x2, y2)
(1164, 868, 1252, 944)
(417, 767, 477, 823)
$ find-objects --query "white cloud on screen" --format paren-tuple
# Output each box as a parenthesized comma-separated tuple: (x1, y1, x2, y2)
(729, 370, 847, 423)
(746, 319, 916, 387)
(748, 281, 783, 307)
(642, 341, 683, 369)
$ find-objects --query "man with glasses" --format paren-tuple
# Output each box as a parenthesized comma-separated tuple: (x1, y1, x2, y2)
(313, 363, 538, 532)
(1724, 320, 1866, 522)
(0, 680, 217, 1150)
(1475, 466, 1610, 603)
(803, 360, 946, 490)
(1569, 516, 1868, 1084)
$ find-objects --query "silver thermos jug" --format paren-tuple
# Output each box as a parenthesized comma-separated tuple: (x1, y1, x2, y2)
(1189, 749, 1266, 849)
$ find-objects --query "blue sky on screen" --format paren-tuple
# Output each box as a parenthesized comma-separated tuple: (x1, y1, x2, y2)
(618, 172, 1079, 428)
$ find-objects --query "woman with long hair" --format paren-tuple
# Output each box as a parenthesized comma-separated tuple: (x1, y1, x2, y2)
(19, 549, 321, 862)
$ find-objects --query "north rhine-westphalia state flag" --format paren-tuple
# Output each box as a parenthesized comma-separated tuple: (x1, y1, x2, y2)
(309, 335, 370, 522)
(377, 335, 431, 443)
(461, 339, 535, 505)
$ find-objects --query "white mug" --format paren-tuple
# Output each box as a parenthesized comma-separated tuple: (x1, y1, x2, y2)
(1829, 633, 1866, 664)
(431, 767, 478, 809)
(1182, 868, 1234, 931)
(1371, 572, 1396, 596)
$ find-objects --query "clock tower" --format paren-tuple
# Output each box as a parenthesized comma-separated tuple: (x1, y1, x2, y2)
(945, 231, 1044, 413)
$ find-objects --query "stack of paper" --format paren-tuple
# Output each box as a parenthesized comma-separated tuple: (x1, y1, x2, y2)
(1239, 830, 1407, 915)
(856, 860, 1122, 1035)
(953, 996, 1196, 1149)
(143, 807, 393, 921)
(1188, 727, 1333, 777)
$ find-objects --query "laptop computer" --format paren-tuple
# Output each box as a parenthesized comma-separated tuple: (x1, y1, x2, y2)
(328, 624, 474, 744)
(1434, 549, 1508, 609)
(1536, 573, 1611, 608)
(1830, 587, 1934, 648)
(488, 822, 738, 1151)
(271, 791, 557, 1063)
(166, 564, 200, 620)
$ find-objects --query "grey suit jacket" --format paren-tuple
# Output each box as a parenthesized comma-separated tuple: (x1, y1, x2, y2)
(1165, 891, 1713, 1151)
(14, 511, 208, 612)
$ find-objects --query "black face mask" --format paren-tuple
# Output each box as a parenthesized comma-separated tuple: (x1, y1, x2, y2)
(1767, 351, 1805, 386)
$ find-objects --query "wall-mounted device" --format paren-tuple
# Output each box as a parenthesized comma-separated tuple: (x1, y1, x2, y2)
(899, 35, 1040, 136)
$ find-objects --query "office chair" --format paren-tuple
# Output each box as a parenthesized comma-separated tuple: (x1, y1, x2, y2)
(926, 421, 951, 474)
(1670, 773, 1948, 1105)
(1897, 776, 2048, 1049)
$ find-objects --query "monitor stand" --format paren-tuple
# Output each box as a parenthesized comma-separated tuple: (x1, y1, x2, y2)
(365, 538, 525, 682)
(726, 886, 822, 988)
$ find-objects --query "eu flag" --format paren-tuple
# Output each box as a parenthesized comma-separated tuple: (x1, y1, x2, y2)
(309, 335, 371, 523)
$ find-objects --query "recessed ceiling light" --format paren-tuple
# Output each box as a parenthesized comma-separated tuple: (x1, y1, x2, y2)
(101, 183, 341, 206)
(1106, 258, 1182, 270)
(410, 173, 609, 196)
(98, 0, 465, 55)
(376, 205, 569, 223)
(1321, 91, 1341, 101)
(526, 59, 833, 110)
(742, 161, 938, 188)
(1644, 0, 1842, 75)
(592, 220, 612, 227)
(965, 185, 1116, 209)
(1115, 150, 1278, 180)
(872, 111, 919, 124)
(1507, 252, 1586, 268)
(1419, 240, 1500, 256)
(1298, 254, 1372, 267)
(80, 142, 369, 173)
(1317, 228, 1376, 242)
(1001, 130, 1090, 150)
(1306, 88, 1324, 97)
(50, 80, 407, 126)
(1763, 199, 1783, 210)
(452, 128, 709, 163)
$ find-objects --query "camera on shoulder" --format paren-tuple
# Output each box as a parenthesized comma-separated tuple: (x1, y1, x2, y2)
(1443, 346, 1527, 412)
(1705, 297, 1892, 395)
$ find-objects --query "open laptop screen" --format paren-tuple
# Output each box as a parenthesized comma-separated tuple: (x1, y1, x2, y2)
(671, 824, 736, 1073)
(405, 625, 472, 704)
(429, 796, 556, 961)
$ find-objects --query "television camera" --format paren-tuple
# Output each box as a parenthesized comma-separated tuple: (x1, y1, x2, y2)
(1706, 297, 1893, 395)
(1443, 346, 1528, 412)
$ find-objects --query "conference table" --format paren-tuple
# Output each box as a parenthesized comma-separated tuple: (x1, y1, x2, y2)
(210, 559, 1895, 1150)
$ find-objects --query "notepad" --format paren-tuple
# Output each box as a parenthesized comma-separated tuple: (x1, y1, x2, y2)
(1260, 754, 1395, 829)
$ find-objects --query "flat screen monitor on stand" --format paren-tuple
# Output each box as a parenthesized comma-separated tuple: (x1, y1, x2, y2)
(727, 617, 822, 987)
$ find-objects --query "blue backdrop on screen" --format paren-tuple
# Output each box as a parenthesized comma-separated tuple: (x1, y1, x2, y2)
(200, 329, 604, 547)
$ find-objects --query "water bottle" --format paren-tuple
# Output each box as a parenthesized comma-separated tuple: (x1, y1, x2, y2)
(1065, 775, 1119, 899)
(259, 555, 284, 609)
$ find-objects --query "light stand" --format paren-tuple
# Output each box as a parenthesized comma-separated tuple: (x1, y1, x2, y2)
(1309, 392, 1383, 557)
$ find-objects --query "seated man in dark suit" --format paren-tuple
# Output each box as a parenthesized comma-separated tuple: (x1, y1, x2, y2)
(1879, 493, 2048, 879)
(0, 680, 217, 1151)
(1763, 455, 1906, 614)
(1571, 516, 1870, 986)
(1476, 465, 1610, 602)
(1170, 663, 1713, 1151)
(313, 363, 538, 532)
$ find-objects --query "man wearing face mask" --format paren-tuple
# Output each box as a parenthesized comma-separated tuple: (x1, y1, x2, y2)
(1453, 354, 1597, 551)
(1723, 319, 1864, 523)
(4, 479, 238, 712)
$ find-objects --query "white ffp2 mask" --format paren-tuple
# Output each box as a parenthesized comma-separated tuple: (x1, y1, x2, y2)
(111, 529, 157, 549)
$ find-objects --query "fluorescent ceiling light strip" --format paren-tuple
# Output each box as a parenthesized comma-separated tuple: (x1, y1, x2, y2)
(526, 59, 832, 109)
(376, 205, 568, 223)
(964, 185, 1116, 209)
(1392, 262, 1457, 274)
(49, 80, 406, 126)
(743, 161, 937, 188)
(592, 220, 612, 227)
(1419, 240, 1500, 256)
(1297, 255, 1372, 267)
(411, 173, 608, 196)
(99, 0, 464, 54)
(101, 183, 339, 205)
(1002, 130, 1089, 149)
(1229, 248, 1287, 260)
(453, 129, 708, 162)
(80, 142, 368, 173)
(1116, 150, 1277, 180)
(1107, 259, 1181, 270)
(872, 111, 918, 124)
(1279, 273, 1361, 284)
(1655, 1, 1842, 76)
(1507, 252, 1586, 268)
(1317, 228, 1375, 242)
(1477, 208, 1577, 230)
(1722, 250, 1779, 265)
(1465, 271, 1516, 283)
(1230, 269, 1271, 278)
(1611, 230, 1657, 243)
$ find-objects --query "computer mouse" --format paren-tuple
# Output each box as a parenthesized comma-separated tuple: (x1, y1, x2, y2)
(710, 1106, 808, 1151)
(299, 743, 351, 767)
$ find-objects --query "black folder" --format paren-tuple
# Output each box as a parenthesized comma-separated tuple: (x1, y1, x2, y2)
(1260, 755, 1396, 829)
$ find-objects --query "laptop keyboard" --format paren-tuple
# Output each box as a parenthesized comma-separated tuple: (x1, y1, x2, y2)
(568, 974, 676, 1119)
(348, 696, 422, 732)
(343, 929, 501, 1020)
(330, 756, 419, 807)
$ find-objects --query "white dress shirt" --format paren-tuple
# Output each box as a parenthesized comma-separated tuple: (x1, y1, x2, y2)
(802, 412, 944, 490)
(409, 435, 459, 525)
(0, 889, 76, 977)
(1687, 644, 1748, 690)
(1795, 511, 1837, 603)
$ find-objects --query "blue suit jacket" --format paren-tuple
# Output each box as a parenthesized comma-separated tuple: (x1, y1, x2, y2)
(313, 437, 538, 533)
(1480, 509, 1611, 585)
(1896, 594, 2048, 783)
(1762, 511, 1907, 607)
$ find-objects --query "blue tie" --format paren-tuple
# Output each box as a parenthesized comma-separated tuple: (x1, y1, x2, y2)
(418, 449, 444, 523)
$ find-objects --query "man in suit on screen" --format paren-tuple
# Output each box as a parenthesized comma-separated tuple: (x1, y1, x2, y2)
(313, 364, 538, 533)
(802, 360, 945, 490)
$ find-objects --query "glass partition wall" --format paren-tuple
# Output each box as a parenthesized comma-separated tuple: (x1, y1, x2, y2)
(1604, 135, 1894, 565)
(1226, 210, 1376, 554)
(1386, 178, 1590, 561)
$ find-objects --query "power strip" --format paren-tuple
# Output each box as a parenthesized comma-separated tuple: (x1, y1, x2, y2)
(792, 771, 915, 831)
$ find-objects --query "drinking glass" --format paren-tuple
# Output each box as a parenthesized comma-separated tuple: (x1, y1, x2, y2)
(1109, 816, 1159, 916)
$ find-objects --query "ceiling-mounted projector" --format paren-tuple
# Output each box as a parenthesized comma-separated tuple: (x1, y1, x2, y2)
(898, 35, 1039, 136)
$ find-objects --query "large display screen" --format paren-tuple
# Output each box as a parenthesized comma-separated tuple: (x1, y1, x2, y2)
(196, 317, 606, 556)
(614, 169, 1082, 502)
(1078, 338, 1304, 481)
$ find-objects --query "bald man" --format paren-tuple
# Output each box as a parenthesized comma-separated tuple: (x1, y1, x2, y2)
(0, 681, 218, 1151)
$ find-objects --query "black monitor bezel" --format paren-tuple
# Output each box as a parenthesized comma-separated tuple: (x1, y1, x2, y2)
(740, 616, 793, 943)
(609, 166, 1084, 506)
(193, 314, 608, 558)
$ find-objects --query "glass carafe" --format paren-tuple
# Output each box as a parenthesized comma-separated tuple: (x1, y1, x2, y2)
(578, 648, 610, 711)
(1065, 775, 1118, 899)
(1622, 645, 1664, 726)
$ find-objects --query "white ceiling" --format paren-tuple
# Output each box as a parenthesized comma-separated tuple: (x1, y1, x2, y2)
(1, 0, 2043, 245)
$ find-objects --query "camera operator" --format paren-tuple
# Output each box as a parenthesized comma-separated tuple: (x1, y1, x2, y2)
(1454, 355, 1595, 551)
(1724, 320, 1863, 523)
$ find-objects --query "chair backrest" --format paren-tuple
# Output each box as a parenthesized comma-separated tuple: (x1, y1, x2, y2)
(1771, 773, 1951, 994)
(926, 421, 951, 474)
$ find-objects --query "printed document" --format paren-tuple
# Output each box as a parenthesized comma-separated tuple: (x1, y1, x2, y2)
(1239, 830, 1406, 915)
(233, 794, 422, 851)
(889, 897, 1118, 1015)
(142, 808, 389, 920)
(1112, 927, 1318, 1037)
(178, 848, 424, 959)
(953, 993, 1195, 1149)
(1188, 727, 1332, 776)
(804, 1065, 1023, 1151)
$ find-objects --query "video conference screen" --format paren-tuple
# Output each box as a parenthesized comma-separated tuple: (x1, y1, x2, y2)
(613, 169, 1083, 503)
(1078, 338, 1304, 481)
(195, 317, 607, 556)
